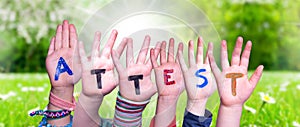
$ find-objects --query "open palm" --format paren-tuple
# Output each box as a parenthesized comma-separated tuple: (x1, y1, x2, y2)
(46, 20, 81, 88)
(78, 30, 124, 97)
(178, 37, 216, 101)
(112, 36, 158, 102)
(208, 37, 264, 107)
(150, 38, 185, 97)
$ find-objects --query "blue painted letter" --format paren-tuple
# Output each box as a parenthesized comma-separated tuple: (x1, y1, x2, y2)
(55, 57, 73, 81)
(195, 69, 208, 88)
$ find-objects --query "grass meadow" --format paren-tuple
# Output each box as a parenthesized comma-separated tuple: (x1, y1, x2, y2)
(0, 71, 300, 127)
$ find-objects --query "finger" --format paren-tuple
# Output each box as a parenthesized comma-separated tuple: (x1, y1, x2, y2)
(137, 35, 151, 64)
(146, 41, 161, 67)
(112, 50, 125, 73)
(196, 37, 204, 64)
(249, 65, 264, 87)
(102, 30, 118, 58)
(91, 31, 101, 59)
(126, 38, 134, 67)
(160, 41, 167, 64)
(62, 20, 69, 48)
(240, 41, 252, 69)
(78, 41, 88, 64)
(116, 38, 128, 58)
(47, 37, 55, 55)
(221, 40, 229, 70)
(150, 48, 159, 68)
(167, 38, 175, 62)
(188, 40, 196, 67)
(231, 37, 243, 66)
(177, 42, 188, 72)
(69, 24, 77, 48)
(208, 42, 221, 78)
(204, 47, 209, 64)
(55, 25, 62, 50)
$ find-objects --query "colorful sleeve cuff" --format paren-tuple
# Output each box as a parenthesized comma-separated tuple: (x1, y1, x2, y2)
(182, 109, 212, 127)
(113, 92, 150, 127)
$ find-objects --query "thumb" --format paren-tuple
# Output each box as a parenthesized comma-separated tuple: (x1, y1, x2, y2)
(249, 65, 264, 87)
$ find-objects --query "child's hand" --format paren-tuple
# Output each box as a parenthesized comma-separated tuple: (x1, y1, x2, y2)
(45, 20, 81, 125)
(112, 36, 158, 102)
(78, 30, 125, 97)
(208, 37, 264, 107)
(149, 38, 184, 127)
(178, 37, 216, 116)
(150, 38, 185, 97)
(45, 20, 81, 97)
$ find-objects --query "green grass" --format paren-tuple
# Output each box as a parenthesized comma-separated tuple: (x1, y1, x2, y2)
(0, 71, 299, 126)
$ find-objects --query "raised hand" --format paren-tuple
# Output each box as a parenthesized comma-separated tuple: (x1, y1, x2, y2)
(149, 38, 184, 127)
(74, 30, 126, 126)
(78, 30, 125, 97)
(208, 37, 264, 127)
(45, 20, 81, 126)
(178, 37, 216, 116)
(46, 20, 81, 91)
(111, 35, 158, 102)
(150, 38, 185, 97)
(208, 37, 263, 106)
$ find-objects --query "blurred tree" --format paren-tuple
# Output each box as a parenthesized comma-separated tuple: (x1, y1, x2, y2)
(0, 0, 299, 71)
(0, 0, 69, 72)
(0, 0, 111, 72)
(220, 0, 282, 70)
(278, 0, 300, 70)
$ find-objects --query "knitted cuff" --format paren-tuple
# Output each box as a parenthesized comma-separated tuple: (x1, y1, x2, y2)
(113, 92, 150, 127)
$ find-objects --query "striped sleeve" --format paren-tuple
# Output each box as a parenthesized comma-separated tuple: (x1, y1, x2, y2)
(113, 92, 149, 127)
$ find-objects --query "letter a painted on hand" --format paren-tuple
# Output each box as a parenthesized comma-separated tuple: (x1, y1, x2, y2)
(195, 69, 208, 88)
(225, 73, 243, 96)
(54, 57, 73, 81)
(164, 69, 175, 85)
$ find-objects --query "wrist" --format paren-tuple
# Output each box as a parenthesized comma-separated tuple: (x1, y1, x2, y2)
(216, 104, 243, 127)
(156, 95, 178, 114)
(79, 92, 103, 106)
(220, 103, 243, 110)
(50, 86, 74, 102)
(186, 99, 207, 116)
(158, 95, 179, 103)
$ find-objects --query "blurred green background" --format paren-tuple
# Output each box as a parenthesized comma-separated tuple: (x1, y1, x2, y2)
(1, 0, 300, 72)
(1, 0, 300, 126)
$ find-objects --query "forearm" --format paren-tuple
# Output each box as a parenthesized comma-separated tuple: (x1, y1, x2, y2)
(153, 96, 178, 127)
(216, 104, 243, 127)
(47, 86, 74, 125)
(73, 93, 103, 126)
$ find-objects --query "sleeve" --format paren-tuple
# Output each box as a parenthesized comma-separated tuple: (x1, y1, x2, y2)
(112, 92, 149, 127)
(182, 109, 212, 127)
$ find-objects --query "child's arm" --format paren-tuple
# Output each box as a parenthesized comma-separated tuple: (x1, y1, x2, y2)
(73, 30, 126, 126)
(150, 39, 185, 127)
(208, 37, 264, 127)
(177, 37, 215, 127)
(111, 36, 159, 126)
(43, 20, 81, 126)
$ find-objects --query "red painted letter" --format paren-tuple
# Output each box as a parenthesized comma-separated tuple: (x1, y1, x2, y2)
(164, 69, 175, 85)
